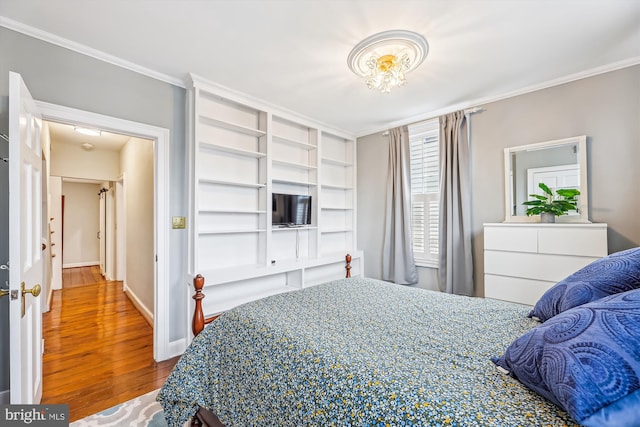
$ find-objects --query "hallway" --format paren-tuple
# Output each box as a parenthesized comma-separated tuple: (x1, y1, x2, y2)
(41, 266, 179, 421)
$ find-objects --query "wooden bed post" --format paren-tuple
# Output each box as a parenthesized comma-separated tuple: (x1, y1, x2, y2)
(345, 253, 352, 278)
(192, 274, 205, 337)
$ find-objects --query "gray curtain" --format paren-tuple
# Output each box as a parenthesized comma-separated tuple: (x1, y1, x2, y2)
(382, 126, 418, 284)
(438, 111, 474, 295)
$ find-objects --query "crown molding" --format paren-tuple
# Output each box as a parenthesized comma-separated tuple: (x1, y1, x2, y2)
(0, 16, 185, 88)
(355, 56, 640, 137)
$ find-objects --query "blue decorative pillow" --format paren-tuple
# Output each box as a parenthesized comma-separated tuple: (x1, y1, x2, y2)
(493, 289, 640, 427)
(529, 247, 640, 322)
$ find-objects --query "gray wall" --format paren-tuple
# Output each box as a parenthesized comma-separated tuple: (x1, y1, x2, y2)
(0, 27, 187, 394)
(356, 132, 440, 291)
(358, 64, 640, 296)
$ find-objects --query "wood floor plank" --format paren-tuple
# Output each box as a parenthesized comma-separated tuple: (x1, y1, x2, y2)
(41, 266, 179, 422)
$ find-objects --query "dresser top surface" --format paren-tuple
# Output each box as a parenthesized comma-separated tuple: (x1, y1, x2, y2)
(484, 222, 607, 228)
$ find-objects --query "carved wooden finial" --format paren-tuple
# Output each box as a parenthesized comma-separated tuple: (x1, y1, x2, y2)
(345, 254, 352, 278)
(192, 274, 205, 336)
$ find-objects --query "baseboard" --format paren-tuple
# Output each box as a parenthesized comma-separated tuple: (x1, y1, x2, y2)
(166, 338, 187, 360)
(123, 283, 153, 327)
(62, 261, 99, 269)
(0, 388, 9, 404)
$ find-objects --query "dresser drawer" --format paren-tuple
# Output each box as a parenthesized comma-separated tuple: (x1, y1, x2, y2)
(538, 227, 608, 257)
(484, 226, 537, 253)
(483, 223, 607, 305)
(485, 274, 555, 306)
(484, 250, 599, 282)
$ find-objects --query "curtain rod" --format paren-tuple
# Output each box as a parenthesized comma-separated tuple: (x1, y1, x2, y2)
(382, 107, 485, 136)
(464, 107, 484, 115)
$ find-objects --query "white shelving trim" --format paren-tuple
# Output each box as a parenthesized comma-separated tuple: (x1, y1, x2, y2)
(199, 141, 265, 158)
(200, 208, 267, 214)
(199, 228, 267, 235)
(321, 183, 353, 190)
(321, 157, 352, 167)
(199, 115, 266, 137)
(272, 226, 318, 232)
(273, 135, 317, 150)
(272, 159, 317, 171)
(199, 178, 266, 188)
(321, 206, 353, 211)
(272, 178, 318, 187)
(321, 227, 353, 233)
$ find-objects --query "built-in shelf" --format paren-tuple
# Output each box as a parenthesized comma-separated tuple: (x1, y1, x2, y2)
(272, 178, 318, 187)
(199, 115, 266, 137)
(321, 183, 352, 190)
(188, 75, 358, 319)
(272, 226, 317, 232)
(321, 157, 352, 167)
(200, 141, 265, 158)
(200, 209, 266, 214)
(199, 228, 267, 235)
(321, 227, 353, 233)
(273, 135, 317, 150)
(321, 206, 353, 211)
(199, 178, 266, 188)
(272, 159, 317, 170)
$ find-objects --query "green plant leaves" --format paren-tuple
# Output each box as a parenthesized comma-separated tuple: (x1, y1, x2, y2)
(523, 183, 581, 217)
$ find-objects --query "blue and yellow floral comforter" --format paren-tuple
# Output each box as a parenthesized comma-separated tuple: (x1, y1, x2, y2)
(157, 277, 578, 426)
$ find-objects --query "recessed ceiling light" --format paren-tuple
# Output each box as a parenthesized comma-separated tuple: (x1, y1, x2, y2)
(74, 126, 102, 136)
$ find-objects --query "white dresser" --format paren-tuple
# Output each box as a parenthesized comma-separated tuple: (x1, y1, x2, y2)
(483, 223, 608, 306)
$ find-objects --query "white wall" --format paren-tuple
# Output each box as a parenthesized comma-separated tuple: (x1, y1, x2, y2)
(50, 140, 121, 181)
(120, 137, 154, 316)
(49, 177, 62, 290)
(61, 181, 101, 267)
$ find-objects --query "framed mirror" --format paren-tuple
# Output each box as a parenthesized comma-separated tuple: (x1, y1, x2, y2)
(504, 135, 589, 223)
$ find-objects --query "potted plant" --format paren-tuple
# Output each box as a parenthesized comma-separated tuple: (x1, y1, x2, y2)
(522, 183, 580, 223)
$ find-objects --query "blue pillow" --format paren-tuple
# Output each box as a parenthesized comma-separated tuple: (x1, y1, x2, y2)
(529, 247, 640, 322)
(493, 289, 640, 427)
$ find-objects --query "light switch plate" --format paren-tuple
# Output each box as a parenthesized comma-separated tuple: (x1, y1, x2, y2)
(172, 216, 186, 229)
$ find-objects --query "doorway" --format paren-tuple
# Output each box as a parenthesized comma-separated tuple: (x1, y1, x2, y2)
(36, 100, 175, 362)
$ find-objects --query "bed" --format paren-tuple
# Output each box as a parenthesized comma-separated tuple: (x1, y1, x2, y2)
(158, 249, 640, 427)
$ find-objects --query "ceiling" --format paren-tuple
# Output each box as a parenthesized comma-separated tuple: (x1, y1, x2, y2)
(1, 0, 639, 137)
(47, 121, 130, 152)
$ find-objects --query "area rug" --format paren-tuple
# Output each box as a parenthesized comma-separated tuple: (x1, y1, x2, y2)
(70, 389, 168, 427)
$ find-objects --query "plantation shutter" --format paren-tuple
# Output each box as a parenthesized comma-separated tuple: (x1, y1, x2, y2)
(408, 119, 440, 266)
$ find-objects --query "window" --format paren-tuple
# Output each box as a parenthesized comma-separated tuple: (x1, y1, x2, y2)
(409, 119, 440, 266)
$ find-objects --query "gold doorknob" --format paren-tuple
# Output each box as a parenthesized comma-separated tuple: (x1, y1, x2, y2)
(0, 288, 9, 299)
(21, 282, 41, 298)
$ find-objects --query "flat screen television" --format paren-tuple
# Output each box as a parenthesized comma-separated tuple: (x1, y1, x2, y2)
(272, 193, 312, 226)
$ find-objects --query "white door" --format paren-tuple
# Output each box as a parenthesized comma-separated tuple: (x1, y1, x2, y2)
(8, 71, 44, 404)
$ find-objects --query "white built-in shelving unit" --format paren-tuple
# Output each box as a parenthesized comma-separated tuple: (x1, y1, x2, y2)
(186, 75, 362, 321)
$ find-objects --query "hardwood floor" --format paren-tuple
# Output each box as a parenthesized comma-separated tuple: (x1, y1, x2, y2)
(42, 266, 179, 422)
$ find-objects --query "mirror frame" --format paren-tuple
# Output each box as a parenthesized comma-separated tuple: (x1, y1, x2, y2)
(503, 135, 589, 223)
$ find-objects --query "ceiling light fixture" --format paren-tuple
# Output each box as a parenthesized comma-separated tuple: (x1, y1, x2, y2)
(74, 126, 102, 137)
(347, 30, 429, 93)
(81, 142, 94, 151)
